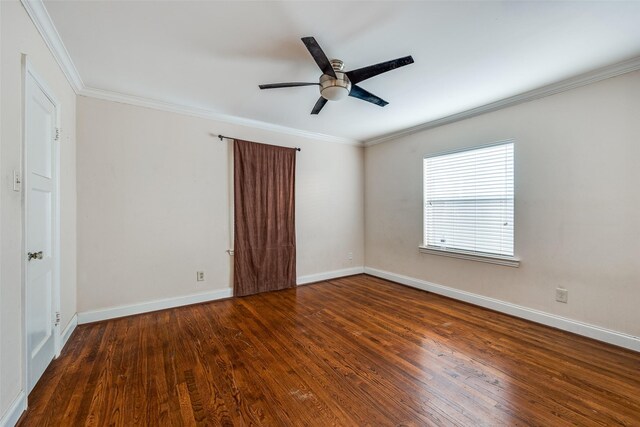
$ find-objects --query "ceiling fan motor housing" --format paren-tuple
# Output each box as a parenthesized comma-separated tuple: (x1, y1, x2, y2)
(320, 59, 351, 101)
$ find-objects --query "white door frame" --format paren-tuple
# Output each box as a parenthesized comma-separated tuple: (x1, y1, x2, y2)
(21, 55, 62, 399)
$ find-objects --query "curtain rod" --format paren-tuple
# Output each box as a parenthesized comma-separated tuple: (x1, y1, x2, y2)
(217, 134, 301, 151)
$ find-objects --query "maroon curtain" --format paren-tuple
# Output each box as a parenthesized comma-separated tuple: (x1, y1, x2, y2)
(233, 139, 297, 297)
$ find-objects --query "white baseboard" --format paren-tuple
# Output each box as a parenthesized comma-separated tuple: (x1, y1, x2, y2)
(77, 268, 365, 325)
(58, 313, 77, 355)
(77, 288, 233, 324)
(297, 266, 365, 286)
(0, 391, 26, 427)
(364, 267, 640, 352)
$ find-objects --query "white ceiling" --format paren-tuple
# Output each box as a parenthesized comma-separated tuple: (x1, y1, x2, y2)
(43, 1, 640, 142)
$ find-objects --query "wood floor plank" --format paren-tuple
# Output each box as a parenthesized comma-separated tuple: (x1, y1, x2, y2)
(18, 274, 640, 426)
(313, 278, 637, 425)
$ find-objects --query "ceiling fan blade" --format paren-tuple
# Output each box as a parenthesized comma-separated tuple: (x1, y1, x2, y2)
(301, 37, 337, 78)
(346, 56, 414, 84)
(259, 82, 319, 89)
(311, 96, 328, 115)
(349, 85, 388, 107)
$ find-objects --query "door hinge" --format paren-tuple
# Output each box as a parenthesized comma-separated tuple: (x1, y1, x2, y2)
(55, 311, 61, 327)
(55, 127, 61, 141)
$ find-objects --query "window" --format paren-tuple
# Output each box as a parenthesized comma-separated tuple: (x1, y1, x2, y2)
(422, 141, 518, 266)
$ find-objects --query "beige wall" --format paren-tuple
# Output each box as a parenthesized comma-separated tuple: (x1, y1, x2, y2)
(365, 70, 640, 337)
(0, 0, 77, 419)
(76, 96, 364, 312)
(2, 0, 638, 420)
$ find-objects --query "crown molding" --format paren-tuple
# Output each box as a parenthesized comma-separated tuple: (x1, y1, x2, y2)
(21, 0, 84, 93)
(23, 0, 640, 148)
(364, 55, 640, 147)
(20, 0, 361, 146)
(79, 87, 362, 146)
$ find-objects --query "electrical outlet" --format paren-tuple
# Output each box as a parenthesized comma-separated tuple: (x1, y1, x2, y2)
(348, 252, 353, 260)
(555, 288, 568, 303)
(196, 271, 205, 281)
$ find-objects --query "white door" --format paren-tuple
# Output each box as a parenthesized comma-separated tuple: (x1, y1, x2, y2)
(25, 69, 59, 393)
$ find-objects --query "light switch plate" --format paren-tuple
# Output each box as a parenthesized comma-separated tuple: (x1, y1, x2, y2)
(13, 170, 22, 192)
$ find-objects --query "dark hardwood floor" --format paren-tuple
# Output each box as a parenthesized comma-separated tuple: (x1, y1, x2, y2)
(18, 274, 640, 426)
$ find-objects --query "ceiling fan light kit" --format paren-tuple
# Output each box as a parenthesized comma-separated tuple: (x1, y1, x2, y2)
(259, 36, 414, 114)
(320, 60, 351, 101)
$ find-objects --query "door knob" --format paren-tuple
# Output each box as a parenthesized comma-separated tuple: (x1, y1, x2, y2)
(27, 251, 43, 261)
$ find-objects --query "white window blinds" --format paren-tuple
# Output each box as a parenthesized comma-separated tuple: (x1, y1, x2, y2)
(424, 141, 514, 257)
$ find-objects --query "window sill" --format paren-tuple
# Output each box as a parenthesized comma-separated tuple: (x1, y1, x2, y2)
(418, 246, 520, 267)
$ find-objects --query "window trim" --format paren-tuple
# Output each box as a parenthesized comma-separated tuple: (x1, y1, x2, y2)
(418, 245, 520, 267)
(421, 139, 519, 267)
(423, 138, 515, 160)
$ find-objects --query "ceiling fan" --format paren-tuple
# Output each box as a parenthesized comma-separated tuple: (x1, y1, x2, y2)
(259, 36, 414, 115)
